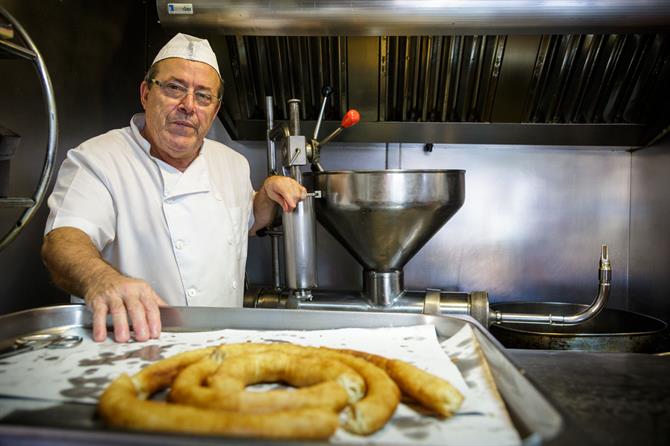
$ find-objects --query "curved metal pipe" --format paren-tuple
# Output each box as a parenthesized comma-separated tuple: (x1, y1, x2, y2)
(156, 1, 670, 35)
(0, 6, 58, 252)
(246, 246, 609, 328)
(491, 245, 611, 326)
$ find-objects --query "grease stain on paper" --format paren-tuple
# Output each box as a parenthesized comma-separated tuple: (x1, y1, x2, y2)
(77, 344, 175, 367)
(391, 416, 433, 440)
(60, 376, 109, 399)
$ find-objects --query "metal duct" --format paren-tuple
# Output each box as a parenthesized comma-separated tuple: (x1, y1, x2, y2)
(155, 1, 670, 147)
(217, 33, 670, 145)
(156, 1, 670, 35)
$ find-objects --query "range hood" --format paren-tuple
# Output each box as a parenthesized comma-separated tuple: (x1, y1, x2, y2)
(156, 1, 670, 147)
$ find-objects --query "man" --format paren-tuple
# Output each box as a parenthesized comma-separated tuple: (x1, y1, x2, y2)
(41, 34, 305, 343)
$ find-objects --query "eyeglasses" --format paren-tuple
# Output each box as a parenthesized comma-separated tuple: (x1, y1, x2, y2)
(149, 78, 221, 107)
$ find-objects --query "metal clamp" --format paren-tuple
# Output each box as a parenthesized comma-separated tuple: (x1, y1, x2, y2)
(423, 288, 441, 315)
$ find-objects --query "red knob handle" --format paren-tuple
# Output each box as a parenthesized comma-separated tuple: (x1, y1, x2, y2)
(341, 109, 360, 128)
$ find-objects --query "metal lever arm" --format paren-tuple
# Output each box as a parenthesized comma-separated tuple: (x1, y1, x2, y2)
(318, 109, 360, 147)
(310, 109, 360, 172)
(313, 85, 333, 140)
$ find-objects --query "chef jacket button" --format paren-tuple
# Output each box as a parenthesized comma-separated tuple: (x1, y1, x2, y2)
(187, 288, 196, 297)
(175, 240, 184, 250)
(232, 280, 237, 290)
(228, 238, 233, 246)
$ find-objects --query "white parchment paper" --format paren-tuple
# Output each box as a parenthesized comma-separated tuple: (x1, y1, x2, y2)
(0, 324, 520, 445)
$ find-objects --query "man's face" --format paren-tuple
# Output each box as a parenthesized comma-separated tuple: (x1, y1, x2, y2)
(140, 58, 221, 170)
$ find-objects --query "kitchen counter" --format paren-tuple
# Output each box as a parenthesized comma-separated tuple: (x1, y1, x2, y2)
(508, 349, 670, 446)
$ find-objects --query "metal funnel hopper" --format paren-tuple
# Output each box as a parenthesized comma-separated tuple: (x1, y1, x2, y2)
(305, 170, 465, 305)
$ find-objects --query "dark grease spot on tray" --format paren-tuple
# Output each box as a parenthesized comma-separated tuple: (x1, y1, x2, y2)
(391, 416, 433, 440)
(78, 344, 175, 366)
(403, 430, 430, 440)
(60, 376, 109, 399)
(391, 416, 433, 430)
(454, 411, 485, 417)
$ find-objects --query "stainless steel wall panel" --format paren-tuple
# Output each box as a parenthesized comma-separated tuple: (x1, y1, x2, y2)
(399, 145, 630, 309)
(630, 134, 670, 322)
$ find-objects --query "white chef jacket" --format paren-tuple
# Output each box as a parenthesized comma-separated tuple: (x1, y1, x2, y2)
(45, 114, 255, 307)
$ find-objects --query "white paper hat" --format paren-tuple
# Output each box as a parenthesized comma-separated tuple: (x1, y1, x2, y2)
(152, 33, 220, 77)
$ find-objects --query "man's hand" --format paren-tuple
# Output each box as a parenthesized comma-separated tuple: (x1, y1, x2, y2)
(42, 227, 167, 343)
(85, 272, 166, 343)
(251, 176, 307, 233)
(262, 175, 307, 212)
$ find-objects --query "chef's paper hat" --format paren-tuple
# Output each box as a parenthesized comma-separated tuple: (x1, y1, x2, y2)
(152, 33, 220, 77)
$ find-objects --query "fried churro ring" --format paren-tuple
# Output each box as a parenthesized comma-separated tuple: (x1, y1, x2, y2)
(99, 374, 339, 440)
(99, 341, 462, 440)
(211, 343, 401, 435)
(337, 348, 464, 417)
(169, 350, 365, 412)
(130, 347, 214, 397)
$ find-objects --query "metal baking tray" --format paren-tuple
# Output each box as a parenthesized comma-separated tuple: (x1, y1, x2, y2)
(0, 305, 587, 446)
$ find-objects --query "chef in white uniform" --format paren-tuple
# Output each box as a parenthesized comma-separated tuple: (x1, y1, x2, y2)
(42, 34, 305, 343)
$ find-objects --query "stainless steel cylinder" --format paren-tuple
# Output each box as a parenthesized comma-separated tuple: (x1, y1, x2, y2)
(288, 99, 301, 136)
(363, 270, 403, 306)
(287, 98, 303, 182)
(282, 195, 317, 291)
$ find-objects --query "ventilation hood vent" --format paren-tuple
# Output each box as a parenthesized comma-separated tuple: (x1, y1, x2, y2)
(156, 1, 670, 147)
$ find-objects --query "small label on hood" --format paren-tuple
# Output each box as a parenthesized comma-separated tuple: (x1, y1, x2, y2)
(167, 3, 193, 15)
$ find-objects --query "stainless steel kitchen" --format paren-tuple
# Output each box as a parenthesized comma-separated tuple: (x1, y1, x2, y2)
(0, 1, 669, 445)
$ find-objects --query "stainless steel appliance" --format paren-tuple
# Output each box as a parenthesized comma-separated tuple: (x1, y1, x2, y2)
(240, 91, 612, 330)
(154, 0, 669, 333)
